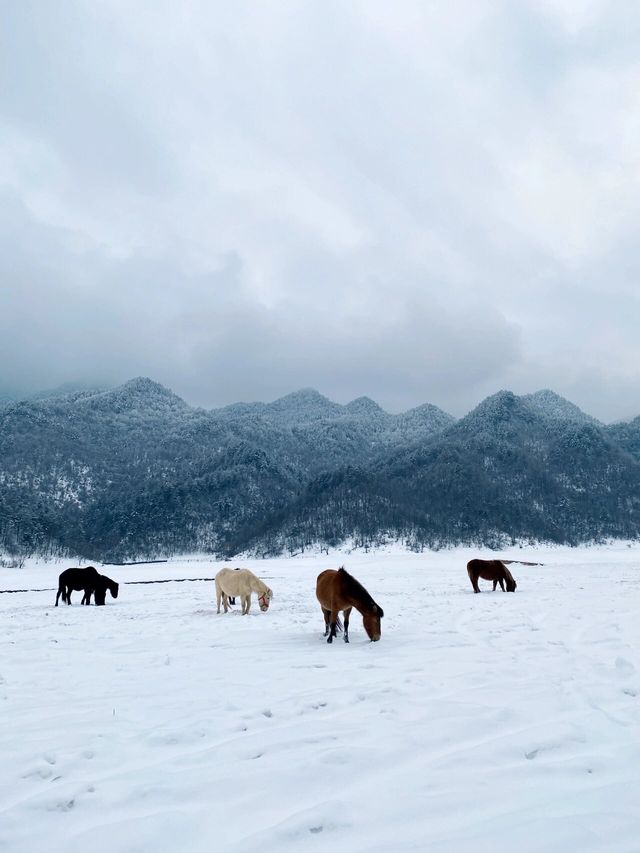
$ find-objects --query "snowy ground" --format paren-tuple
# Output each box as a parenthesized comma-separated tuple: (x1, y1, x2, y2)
(1, 545, 640, 853)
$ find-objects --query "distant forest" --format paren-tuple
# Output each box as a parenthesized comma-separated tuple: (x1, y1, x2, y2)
(2, 378, 640, 562)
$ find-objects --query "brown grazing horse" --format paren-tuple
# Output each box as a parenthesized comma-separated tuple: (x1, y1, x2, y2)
(467, 559, 517, 593)
(316, 567, 383, 643)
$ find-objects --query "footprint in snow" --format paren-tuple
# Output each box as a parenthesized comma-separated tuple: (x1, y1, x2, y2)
(615, 657, 636, 678)
(49, 798, 75, 812)
(22, 766, 53, 781)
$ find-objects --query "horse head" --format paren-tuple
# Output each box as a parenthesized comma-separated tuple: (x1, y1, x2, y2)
(258, 588, 272, 612)
(363, 603, 384, 641)
(95, 576, 119, 604)
(506, 578, 517, 592)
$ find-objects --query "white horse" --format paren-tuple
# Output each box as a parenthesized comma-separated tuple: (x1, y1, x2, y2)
(215, 568, 273, 615)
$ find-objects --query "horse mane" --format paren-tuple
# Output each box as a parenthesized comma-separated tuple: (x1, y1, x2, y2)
(249, 572, 271, 596)
(500, 562, 515, 584)
(338, 567, 382, 615)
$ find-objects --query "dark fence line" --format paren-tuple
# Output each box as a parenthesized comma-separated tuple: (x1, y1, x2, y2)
(0, 576, 217, 595)
(102, 559, 169, 566)
(126, 576, 216, 585)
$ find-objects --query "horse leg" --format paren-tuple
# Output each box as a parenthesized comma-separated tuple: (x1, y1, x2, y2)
(498, 578, 505, 591)
(55, 586, 63, 606)
(327, 609, 340, 643)
(343, 606, 352, 643)
(66, 586, 72, 605)
(243, 594, 251, 615)
(321, 607, 331, 636)
(222, 593, 229, 613)
(216, 584, 222, 614)
(467, 569, 480, 593)
(493, 580, 498, 591)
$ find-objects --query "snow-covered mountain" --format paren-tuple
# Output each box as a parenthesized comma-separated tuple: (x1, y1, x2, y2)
(522, 389, 600, 425)
(1, 379, 639, 560)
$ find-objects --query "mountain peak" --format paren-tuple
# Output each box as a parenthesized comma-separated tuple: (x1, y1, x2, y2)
(398, 402, 456, 432)
(78, 377, 188, 412)
(267, 388, 344, 421)
(273, 387, 329, 403)
(522, 389, 599, 425)
(453, 390, 533, 436)
(122, 377, 174, 396)
(471, 390, 521, 418)
(345, 396, 387, 416)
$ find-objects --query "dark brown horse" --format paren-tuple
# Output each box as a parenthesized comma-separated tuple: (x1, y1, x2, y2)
(316, 567, 383, 643)
(55, 567, 119, 606)
(467, 559, 517, 593)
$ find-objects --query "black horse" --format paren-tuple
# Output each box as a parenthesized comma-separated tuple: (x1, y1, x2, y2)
(55, 567, 119, 606)
(83, 572, 119, 606)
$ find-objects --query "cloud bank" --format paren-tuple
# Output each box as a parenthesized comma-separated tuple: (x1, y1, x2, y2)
(2, 1, 640, 419)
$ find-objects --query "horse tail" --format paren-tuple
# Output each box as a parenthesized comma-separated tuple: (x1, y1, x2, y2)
(335, 617, 343, 632)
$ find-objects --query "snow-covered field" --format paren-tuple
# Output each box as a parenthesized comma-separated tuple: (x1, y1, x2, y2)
(1, 545, 640, 853)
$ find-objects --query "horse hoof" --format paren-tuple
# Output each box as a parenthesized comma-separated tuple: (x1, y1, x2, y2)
(327, 636, 333, 644)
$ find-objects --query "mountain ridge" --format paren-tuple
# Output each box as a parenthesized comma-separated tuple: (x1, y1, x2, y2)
(1, 377, 639, 560)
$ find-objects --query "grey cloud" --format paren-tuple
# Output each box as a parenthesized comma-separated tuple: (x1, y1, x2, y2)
(0, 191, 522, 413)
(2, 2, 640, 420)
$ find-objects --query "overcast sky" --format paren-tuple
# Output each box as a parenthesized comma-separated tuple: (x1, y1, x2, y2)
(2, 1, 640, 420)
